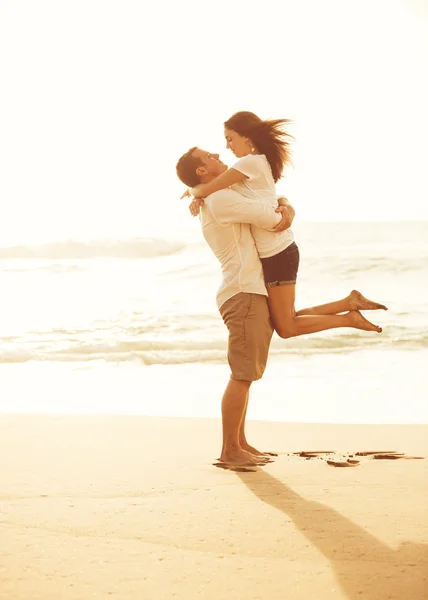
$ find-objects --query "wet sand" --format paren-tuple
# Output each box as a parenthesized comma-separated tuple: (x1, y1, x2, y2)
(0, 415, 427, 599)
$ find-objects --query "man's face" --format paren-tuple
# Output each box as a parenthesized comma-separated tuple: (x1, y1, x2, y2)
(192, 148, 227, 180)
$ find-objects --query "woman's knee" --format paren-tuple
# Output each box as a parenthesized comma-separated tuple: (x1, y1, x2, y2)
(275, 320, 297, 339)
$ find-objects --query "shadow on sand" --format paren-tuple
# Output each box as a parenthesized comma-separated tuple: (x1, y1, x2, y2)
(236, 470, 428, 600)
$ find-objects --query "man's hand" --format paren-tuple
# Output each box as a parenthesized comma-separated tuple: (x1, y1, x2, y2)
(274, 205, 294, 232)
(189, 198, 204, 217)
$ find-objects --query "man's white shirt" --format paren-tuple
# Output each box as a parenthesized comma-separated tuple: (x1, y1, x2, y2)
(200, 189, 282, 309)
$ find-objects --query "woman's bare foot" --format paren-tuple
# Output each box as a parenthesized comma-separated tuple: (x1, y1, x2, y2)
(347, 310, 382, 333)
(349, 289, 388, 311)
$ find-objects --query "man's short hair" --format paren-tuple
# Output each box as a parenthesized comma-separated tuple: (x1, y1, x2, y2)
(176, 147, 203, 187)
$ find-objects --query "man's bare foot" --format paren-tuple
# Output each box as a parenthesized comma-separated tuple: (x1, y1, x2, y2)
(347, 310, 382, 333)
(240, 442, 278, 457)
(349, 289, 388, 311)
(219, 448, 269, 466)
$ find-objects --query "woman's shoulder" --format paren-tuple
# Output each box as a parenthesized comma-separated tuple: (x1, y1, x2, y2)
(232, 154, 274, 186)
(246, 153, 270, 167)
(242, 153, 266, 161)
(233, 153, 266, 169)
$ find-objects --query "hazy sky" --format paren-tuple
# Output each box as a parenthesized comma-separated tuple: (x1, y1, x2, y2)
(1, 0, 427, 244)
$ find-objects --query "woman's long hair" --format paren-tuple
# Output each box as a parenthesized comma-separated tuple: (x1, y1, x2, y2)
(224, 111, 292, 182)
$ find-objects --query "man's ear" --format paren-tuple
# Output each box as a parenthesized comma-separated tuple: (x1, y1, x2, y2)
(196, 166, 207, 177)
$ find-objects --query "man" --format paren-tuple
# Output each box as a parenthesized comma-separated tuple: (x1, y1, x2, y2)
(176, 147, 294, 467)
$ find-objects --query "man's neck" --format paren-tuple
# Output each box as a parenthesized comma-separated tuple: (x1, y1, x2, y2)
(199, 175, 216, 184)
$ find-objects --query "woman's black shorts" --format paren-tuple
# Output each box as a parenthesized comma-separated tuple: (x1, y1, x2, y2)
(260, 242, 300, 287)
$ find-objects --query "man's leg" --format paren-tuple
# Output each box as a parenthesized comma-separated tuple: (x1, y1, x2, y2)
(238, 391, 277, 457)
(219, 378, 266, 464)
(238, 390, 250, 452)
(219, 293, 274, 464)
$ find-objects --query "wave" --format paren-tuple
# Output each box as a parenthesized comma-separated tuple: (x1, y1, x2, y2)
(302, 256, 428, 275)
(1, 236, 427, 278)
(1, 329, 428, 365)
(0, 238, 187, 259)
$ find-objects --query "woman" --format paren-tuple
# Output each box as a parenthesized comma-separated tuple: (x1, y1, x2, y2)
(182, 111, 387, 337)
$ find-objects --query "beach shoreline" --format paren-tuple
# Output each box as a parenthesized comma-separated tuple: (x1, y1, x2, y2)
(2, 351, 427, 425)
(1, 414, 427, 599)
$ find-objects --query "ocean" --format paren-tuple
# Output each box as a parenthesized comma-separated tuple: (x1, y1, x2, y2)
(1, 221, 427, 424)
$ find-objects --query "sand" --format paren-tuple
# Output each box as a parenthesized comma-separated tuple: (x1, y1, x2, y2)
(0, 414, 427, 600)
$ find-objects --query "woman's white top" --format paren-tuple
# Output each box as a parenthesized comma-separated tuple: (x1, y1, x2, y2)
(231, 154, 294, 258)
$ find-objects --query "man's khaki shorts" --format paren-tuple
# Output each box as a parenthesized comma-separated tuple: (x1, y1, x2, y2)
(219, 292, 273, 382)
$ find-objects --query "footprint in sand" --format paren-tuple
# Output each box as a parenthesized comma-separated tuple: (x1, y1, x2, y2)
(292, 451, 336, 459)
(326, 459, 360, 468)
(212, 451, 425, 472)
(355, 451, 397, 456)
(356, 451, 425, 460)
(373, 454, 424, 460)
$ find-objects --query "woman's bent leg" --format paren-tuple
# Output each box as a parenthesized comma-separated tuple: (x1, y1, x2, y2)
(295, 290, 388, 316)
(268, 285, 382, 338)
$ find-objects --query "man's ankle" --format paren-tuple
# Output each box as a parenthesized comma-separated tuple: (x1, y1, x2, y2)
(223, 440, 241, 452)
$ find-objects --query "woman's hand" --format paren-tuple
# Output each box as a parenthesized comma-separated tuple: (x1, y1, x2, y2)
(189, 198, 204, 216)
(274, 205, 294, 232)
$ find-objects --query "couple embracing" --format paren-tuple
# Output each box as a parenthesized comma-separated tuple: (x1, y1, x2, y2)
(176, 111, 387, 470)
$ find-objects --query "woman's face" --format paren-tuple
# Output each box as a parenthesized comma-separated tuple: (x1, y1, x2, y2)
(224, 128, 251, 158)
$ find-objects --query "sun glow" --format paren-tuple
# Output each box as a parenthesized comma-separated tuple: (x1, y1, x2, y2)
(0, 0, 427, 245)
